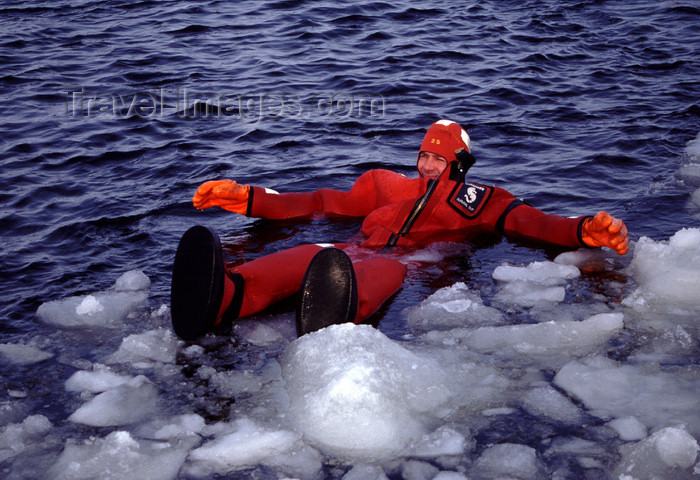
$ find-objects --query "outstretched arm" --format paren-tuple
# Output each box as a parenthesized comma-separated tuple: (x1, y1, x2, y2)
(500, 200, 629, 255)
(190, 170, 414, 220)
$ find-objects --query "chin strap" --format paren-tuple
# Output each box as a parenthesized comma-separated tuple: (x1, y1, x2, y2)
(449, 149, 476, 182)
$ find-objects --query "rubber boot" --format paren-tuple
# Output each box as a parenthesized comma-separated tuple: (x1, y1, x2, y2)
(171, 225, 230, 340)
(296, 247, 358, 336)
(352, 256, 407, 324)
(232, 243, 333, 318)
(295, 250, 407, 336)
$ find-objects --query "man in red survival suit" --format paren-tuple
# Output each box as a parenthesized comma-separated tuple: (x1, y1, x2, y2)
(171, 119, 629, 341)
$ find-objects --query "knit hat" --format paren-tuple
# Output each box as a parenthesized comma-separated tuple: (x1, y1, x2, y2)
(419, 119, 471, 162)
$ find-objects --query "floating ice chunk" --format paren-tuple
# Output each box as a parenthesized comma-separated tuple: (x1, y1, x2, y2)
(192, 419, 299, 465)
(65, 364, 132, 393)
(136, 413, 206, 440)
(433, 472, 469, 480)
(493, 261, 580, 285)
(496, 281, 566, 306)
(686, 131, 700, 159)
(343, 464, 389, 480)
(522, 385, 585, 426)
(181, 344, 205, 359)
(407, 282, 504, 330)
(262, 443, 324, 480)
(607, 416, 648, 441)
(48, 430, 192, 480)
(0, 415, 52, 463)
(492, 261, 580, 307)
(691, 188, 700, 211)
(401, 460, 439, 480)
(68, 375, 160, 427)
(545, 436, 606, 457)
(405, 425, 473, 458)
(402, 242, 466, 264)
(114, 269, 151, 291)
(470, 443, 541, 479)
(449, 313, 623, 361)
(233, 316, 295, 346)
(187, 417, 319, 478)
(240, 323, 284, 345)
(0, 343, 53, 365)
(281, 324, 452, 461)
(405, 250, 445, 263)
(107, 327, 182, 366)
(555, 248, 610, 267)
(8, 390, 27, 399)
(37, 270, 150, 329)
(624, 228, 700, 310)
(678, 163, 700, 184)
(150, 303, 170, 319)
(613, 425, 699, 479)
(678, 133, 700, 186)
(553, 356, 700, 435)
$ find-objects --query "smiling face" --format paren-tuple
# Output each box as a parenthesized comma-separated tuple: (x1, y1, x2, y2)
(417, 120, 472, 181)
(417, 151, 449, 179)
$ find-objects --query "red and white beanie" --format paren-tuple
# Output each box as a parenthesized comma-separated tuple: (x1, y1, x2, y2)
(419, 119, 471, 162)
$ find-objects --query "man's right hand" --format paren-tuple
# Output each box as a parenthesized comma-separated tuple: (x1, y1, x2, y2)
(192, 180, 250, 214)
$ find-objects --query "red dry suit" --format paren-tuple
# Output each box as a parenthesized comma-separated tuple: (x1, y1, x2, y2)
(222, 170, 587, 323)
(222, 169, 589, 325)
(246, 169, 588, 249)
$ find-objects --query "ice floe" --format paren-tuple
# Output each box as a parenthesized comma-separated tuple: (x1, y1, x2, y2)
(36, 270, 150, 329)
(6, 229, 697, 479)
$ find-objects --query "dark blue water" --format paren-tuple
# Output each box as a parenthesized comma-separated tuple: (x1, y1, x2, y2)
(1, 0, 699, 478)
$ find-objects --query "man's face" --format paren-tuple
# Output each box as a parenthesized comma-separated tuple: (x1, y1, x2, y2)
(417, 151, 448, 179)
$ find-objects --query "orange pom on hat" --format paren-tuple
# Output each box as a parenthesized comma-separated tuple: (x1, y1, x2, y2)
(419, 119, 472, 162)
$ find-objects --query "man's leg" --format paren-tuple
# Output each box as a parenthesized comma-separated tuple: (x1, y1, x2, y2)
(171, 226, 407, 340)
(296, 248, 407, 336)
(171, 225, 330, 340)
(353, 256, 407, 324)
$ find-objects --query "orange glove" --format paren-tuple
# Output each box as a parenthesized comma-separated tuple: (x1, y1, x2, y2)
(192, 179, 250, 214)
(581, 211, 629, 255)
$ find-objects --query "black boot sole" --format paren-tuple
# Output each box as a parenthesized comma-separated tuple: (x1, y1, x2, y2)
(171, 225, 224, 340)
(296, 247, 358, 337)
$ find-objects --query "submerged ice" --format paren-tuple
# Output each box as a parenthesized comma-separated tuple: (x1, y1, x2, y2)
(3, 228, 698, 479)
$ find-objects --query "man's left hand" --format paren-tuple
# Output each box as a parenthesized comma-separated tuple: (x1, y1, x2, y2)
(581, 211, 629, 255)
